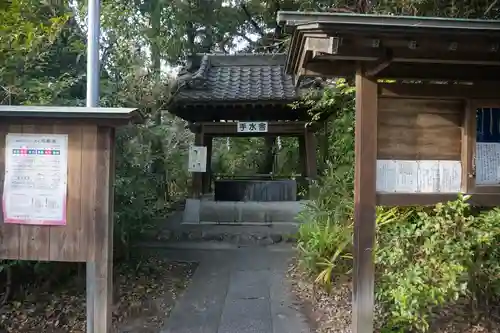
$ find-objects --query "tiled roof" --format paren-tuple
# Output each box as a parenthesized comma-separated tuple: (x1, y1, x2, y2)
(171, 53, 298, 105)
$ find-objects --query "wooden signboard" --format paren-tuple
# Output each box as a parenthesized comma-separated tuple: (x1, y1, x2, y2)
(374, 96, 500, 207)
(0, 105, 142, 333)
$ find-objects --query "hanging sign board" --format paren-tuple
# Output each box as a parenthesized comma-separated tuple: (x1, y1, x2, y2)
(376, 159, 461, 193)
(237, 121, 268, 133)
(3, 133, 68, 225)
(188, 145, 207, 172)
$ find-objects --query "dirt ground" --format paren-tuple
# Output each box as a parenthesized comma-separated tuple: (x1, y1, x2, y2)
(0, 257, 196, 333)
(287, 262, 500, 333)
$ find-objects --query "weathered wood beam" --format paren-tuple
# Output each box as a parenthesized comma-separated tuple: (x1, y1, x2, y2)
(174, 106, 307, 123)
(365, 49, 393, 77)
(193, 121, 312, 136)
(379, 82, 500, 99)
(302, 61, 500, 81)
(313, 46, 500, 65)
(377, 193, 500, 207)
(352, 66, 377, 333)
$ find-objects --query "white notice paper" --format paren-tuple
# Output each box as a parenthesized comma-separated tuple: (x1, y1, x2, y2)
(376, 159, 462, 193)
(3, 133, 68, 225)
(188, 146, 207, 172)
(395, 160, 419, 193)
(476, 142, 500, 185)
(417, 160, 440, 193)
(439, 160, 462, 193)
(376, 160, 397, 192)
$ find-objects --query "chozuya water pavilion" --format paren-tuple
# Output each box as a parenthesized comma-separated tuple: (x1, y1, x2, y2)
(169, 53, 321, 225)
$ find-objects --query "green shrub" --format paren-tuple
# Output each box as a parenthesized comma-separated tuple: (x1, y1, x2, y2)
(298, 187, 500, 332)
(376, 195, 471, 332)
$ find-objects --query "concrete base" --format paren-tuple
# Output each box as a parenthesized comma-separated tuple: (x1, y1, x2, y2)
(182, 199, 308, 225)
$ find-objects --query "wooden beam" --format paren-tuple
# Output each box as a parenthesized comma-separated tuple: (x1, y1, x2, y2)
(313, 46, 500, 66)
(365, 49, 393, 77)
(380, 63, 500, 81)
(301, 61, 500, 81)
(352, 67, 377, 333)
(170, 105, 308, 123)
(379, 82, 500, 99)
(193, 121, 311, 136)
(376, 193, 500, 207)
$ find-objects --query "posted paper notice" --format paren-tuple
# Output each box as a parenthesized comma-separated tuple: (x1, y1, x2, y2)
(3, 133, 68, 225)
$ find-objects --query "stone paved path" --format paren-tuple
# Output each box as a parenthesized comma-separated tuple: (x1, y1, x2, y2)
(160, 244, 311, 333)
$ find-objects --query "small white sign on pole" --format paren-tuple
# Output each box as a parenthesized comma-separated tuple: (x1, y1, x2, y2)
(237, 121, 268, 133)
(188, 146, 207, 172)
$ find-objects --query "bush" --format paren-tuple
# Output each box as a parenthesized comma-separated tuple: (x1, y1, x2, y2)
(375, 196, 497, 332)
(299, 186, 500, 332)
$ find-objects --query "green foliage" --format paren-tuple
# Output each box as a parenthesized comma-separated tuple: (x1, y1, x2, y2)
(376, 196, 469, 332)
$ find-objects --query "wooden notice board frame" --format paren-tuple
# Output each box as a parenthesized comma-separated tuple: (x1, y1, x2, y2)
(279, 10, 500, 333)
(0, 105, 143, 333)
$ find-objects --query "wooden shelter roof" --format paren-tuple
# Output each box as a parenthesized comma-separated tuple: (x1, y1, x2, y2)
(171, 53, 297, 105)
(168, 53, 322, 122)
(277, 11, 500, 83)
(0, 106, 143, 123)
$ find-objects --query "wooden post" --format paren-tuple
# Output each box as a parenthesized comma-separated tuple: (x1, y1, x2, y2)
(298, 134, 307, 197)
(298, 135, 306, 176)
(462, 100, 476, 193)
(352, 68, 377, 333)
(305, 129, 317, 179)
(202, 135, 213, 194)
(89, 127, 115, 332)
(191, 132, 204, 198)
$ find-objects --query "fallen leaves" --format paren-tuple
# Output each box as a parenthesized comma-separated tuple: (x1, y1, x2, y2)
(0, 257, 196, 333)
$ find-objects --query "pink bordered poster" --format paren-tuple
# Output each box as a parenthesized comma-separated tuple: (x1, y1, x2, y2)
(2, 133, 68, 225)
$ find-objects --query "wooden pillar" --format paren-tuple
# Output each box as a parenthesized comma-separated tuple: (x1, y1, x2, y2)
(305, 129, 317, 179)
(352, 68, 377, 333)
(461, 100, 476, 193)
(191, 132, 204, 198)
(89, 126, 115, 332)
(298, 134, 307, 195)
(298, 135, 306, 176)
(202, 135, 213, 194)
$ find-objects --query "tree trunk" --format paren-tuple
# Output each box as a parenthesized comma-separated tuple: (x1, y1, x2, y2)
(149, 0, 168, 201)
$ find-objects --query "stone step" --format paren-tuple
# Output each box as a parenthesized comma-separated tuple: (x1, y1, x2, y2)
(142, 224, 299, 247)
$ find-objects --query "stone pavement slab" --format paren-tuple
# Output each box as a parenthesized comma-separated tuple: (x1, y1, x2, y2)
(160, 245, 311, 333)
